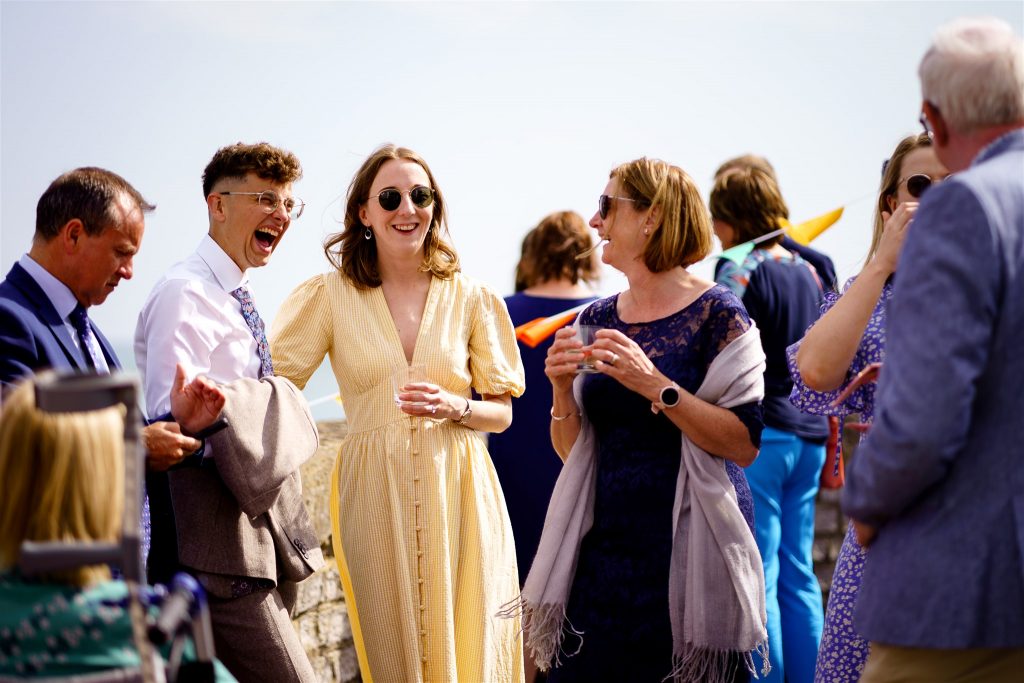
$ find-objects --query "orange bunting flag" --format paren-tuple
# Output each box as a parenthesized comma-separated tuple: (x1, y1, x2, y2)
(515, 303, 590, 348)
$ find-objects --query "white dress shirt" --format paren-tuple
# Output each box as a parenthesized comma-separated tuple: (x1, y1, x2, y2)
(134, 235, 261, 418)
(19, 254, 110, 373)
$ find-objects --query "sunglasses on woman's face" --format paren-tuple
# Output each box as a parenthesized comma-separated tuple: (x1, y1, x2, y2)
(372, 186, 435, 211)
(900, 174, 948, 199)
(598, 194, 636, 220)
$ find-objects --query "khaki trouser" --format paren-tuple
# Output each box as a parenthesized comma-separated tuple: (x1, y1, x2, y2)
(862, 642, 1024, 683)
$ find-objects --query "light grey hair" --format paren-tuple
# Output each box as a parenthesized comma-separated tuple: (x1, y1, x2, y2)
(919, 16, 1024, 134)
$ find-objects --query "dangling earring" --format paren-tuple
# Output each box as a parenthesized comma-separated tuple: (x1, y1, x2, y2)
(364, 227, 372, 240)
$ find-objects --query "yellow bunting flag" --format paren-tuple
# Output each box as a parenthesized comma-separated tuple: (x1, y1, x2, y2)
(786, 206, 845, 245)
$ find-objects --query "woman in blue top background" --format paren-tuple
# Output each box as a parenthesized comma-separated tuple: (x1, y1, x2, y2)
(490, 211, 598, 683)
(490, 210, 599, 589)
(711, 165, 828, 683)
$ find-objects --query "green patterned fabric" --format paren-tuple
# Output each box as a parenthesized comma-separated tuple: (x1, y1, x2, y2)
(0, 571, 236, 681)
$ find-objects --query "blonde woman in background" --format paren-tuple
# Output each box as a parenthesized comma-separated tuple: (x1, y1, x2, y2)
(271, 144, 525, 683)
(788, 132, 948, 682)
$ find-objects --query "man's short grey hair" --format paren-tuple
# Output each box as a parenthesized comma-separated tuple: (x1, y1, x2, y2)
(919, 16, 1024, 134)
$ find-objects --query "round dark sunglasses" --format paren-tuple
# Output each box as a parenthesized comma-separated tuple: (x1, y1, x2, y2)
(372, 186, 435, 211)
(900, 174, 948, 199)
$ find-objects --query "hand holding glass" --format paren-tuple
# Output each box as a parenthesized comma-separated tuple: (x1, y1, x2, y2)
(575, 325, 603, 374)
(393, 364, 431, 409)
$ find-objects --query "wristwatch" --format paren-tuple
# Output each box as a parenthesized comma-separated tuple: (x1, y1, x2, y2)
(651, 382, 682, 414)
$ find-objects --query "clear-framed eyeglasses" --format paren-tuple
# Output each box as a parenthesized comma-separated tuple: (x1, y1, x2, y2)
(218, 190, 305, 219)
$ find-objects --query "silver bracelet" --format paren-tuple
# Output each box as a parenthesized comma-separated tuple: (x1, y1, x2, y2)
(550, 406, 579, 421)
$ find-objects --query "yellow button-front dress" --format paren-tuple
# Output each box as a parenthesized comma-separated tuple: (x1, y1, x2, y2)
(270, 270, 525, 683)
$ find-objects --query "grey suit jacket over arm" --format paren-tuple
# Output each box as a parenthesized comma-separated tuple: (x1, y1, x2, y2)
(168, 375, 325, 585)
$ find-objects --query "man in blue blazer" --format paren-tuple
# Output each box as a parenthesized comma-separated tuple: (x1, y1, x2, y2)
(0, 167, 206, 469)
(843, 17, 1024, 680)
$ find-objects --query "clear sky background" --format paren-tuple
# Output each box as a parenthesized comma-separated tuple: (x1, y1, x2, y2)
(3, 1, 1022, 416)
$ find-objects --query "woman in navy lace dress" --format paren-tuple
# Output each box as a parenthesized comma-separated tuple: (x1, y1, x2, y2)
(788, 133, 948, 683)
(523, 158, 768, 683)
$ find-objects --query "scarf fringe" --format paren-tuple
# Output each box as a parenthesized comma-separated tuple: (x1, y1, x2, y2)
(665, 641, 771, 683)
(497, 596, 583, 672)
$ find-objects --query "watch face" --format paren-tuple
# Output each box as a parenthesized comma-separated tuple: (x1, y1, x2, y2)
(661, 385, 681, 407)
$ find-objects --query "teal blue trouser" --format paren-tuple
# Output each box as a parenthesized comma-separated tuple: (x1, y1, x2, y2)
(746, 426, 825, 683)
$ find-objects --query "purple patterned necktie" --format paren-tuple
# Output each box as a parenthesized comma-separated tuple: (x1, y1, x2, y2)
(69, 304, 106, 373)
(230, 285, 274, 378)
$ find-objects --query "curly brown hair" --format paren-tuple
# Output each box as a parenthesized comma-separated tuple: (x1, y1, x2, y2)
(324, 144, 459, 289)
(201, 142, 303, 197)
(514, 211, 599, 292)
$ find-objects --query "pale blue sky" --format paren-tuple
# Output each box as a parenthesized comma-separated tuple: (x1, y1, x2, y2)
(3, 1, 1022, 413)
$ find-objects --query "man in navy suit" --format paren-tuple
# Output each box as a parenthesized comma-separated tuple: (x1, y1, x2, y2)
(0, 167, 203, 468)
(844, 17, 1024, 681)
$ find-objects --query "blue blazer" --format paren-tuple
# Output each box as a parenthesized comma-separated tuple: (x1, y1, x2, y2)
(0, 262, 120, 388)
(843, 130, 1024, 648)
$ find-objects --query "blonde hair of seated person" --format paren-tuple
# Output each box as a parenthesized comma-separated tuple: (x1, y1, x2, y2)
(0, 381, 125, 587)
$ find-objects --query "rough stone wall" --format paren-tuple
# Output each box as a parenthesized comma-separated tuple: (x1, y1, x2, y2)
(294, 421, 361, 683)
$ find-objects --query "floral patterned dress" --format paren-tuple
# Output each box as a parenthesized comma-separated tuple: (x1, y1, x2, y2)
(787, 277, 892, 683)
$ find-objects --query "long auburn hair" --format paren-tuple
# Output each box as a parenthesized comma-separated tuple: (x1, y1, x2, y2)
(324, 144, 459, 289)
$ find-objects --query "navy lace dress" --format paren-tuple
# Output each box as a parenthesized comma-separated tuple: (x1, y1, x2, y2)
(548, 287, 762, 683)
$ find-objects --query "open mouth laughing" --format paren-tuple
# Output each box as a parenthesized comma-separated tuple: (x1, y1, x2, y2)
(253, 225, 282, 253)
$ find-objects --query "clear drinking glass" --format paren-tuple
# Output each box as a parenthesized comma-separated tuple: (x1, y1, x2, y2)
(575, 325, 603, 374)
(392, 363, 428, 407)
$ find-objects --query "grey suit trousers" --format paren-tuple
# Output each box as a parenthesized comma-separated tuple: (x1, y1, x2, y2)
(199, 573, 317, 683)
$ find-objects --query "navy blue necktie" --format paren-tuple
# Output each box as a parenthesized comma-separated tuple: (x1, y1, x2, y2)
(69, 304, 105, 373)
(230, 286, 274, 378)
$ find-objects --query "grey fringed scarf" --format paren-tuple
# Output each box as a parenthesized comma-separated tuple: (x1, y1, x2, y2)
(504, 324, 770, 682)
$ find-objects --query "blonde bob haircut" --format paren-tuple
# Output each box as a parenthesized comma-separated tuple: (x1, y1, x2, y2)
(324, 144, 460, 289)
(866, 133, 933, 265)
(0, 380, 125, 587)
(709, 166, 790, 249)
(610, 157, 713, 271)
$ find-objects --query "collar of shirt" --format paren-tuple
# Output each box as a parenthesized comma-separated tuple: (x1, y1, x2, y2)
(19, 253, 81, 330)
(196, 234, 249, 293)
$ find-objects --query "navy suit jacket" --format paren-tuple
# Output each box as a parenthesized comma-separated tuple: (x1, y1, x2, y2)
(843, 130, 1024, 648)
(0, 261, 120, 388)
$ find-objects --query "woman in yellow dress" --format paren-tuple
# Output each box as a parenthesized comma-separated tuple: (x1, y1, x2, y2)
(270, 144, 526, 683)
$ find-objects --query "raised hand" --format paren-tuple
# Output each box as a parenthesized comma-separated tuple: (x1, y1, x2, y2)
(873, 202, 918, 276)
(169, 363, 225, 436)
(544, 327, 585, 393)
